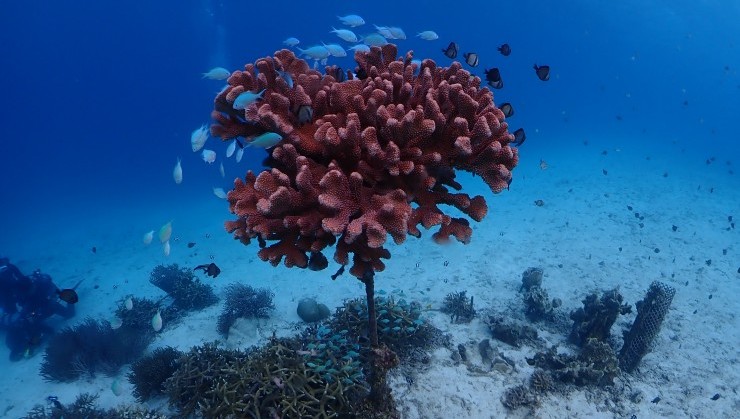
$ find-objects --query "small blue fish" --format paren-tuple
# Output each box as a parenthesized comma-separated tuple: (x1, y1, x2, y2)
(337, 14, 365, 27)
(233, 89, 265, 110)
(276, 70, 294, 88)
(246, 132, 283, 148)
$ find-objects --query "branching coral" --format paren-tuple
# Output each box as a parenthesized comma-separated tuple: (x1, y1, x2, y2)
(441, 290, 476, 323)
(127, 346, 183, 402)
(217, 283, 275, 336)
(40, 318, 150, 382)
(149, 264, 219, 311)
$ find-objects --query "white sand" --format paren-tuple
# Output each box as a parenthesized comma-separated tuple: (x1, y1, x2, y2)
(1, 142, 738, 418)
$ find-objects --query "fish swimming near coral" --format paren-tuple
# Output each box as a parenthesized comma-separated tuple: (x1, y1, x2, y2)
(337, 14, 365, 27)
(202, 67, 231, 80)
(331, 27, 358, 42)
(463, 52, 479, 67)
(297, 45, 330, 60)
(191, 125, 209, 152)
(512, 128, 526, 146)
(322, 43, 347, 57)
(485, 68, 503, 89)
(213, 187, 227, 199)
(226, 140, 236, 158)
(442, 42, 458, 59)
(152, 310, 163, 332)
(283, 37, 300, 47)
(308, 252, 328, 271)
(194, 262, 221, 278)
(296, 105, 313, 125)
(233, 89, 265, 110)
(202, 149, 217, 164)
(247, 132, 283, 148)
(362, 33, 388, 47)
(500, 103, 514, 118)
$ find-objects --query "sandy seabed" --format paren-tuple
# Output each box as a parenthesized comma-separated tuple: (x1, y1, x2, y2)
(1, 142, 738, 418)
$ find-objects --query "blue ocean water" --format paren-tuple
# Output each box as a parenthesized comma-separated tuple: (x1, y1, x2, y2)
(0, 0, 738, 417)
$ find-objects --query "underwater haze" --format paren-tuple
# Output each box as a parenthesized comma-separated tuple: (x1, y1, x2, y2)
(0, 0, 738, 417)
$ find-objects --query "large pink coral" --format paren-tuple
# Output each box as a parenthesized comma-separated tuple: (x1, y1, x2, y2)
(215, 44, 518, 278)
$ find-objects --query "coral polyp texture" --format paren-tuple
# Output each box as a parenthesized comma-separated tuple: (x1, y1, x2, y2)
(213, 44, 518, 278)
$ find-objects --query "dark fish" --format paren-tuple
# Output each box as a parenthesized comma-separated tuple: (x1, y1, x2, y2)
(235, 138, 244, 149)
(497, 43, 511, 56)
(187, 242, 196, 248)
(307, 252, 328, 271)
(511, 128, 526, 146)
(533, 64, 550, 81)
(328, 66, 346, 82)
(57, 288, 79, 304)
(500, 102, 514, 118)
(47, 396, 62, 409)
(534, 199, 544, 207)
(194, 262, 221, 278)
(463, 52, 479, 67)
(355, 67, 368, 80)
(711, 393, 720, 401)
(442, 42, 458, 59)
(330, 265, 345, 280)
(91, 247, 96, 254)
(296, 105, 313, 125)
(484, 68, 503, 89)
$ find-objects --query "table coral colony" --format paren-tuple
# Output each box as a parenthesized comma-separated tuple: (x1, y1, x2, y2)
(211, 44, 519, 279)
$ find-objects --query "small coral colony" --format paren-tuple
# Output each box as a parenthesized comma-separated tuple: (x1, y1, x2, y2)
(31, 13, 684, 419)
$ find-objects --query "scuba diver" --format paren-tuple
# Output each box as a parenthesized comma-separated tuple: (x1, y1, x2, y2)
(0, 257, 79, 361)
